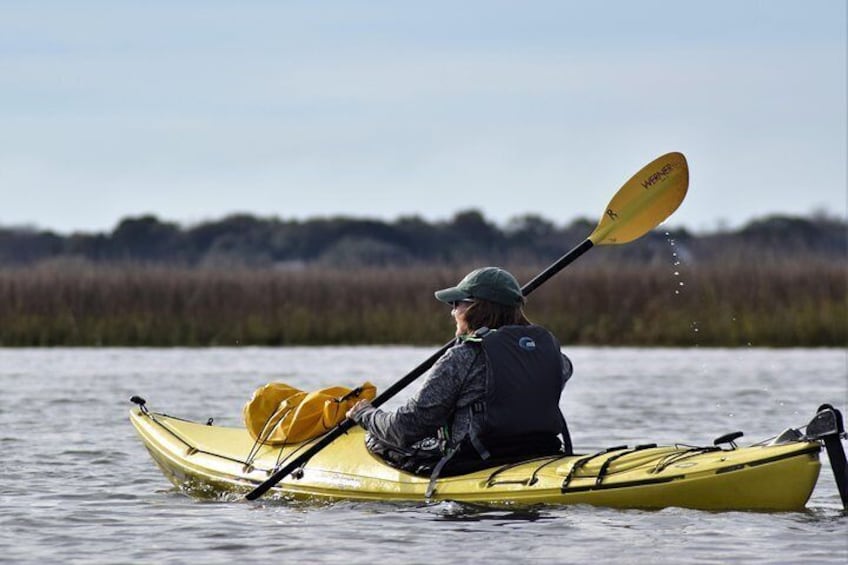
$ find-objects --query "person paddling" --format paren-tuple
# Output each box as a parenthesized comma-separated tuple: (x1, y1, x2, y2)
(347, 266, 573, 486)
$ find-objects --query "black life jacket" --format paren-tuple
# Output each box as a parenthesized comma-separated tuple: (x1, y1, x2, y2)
(477, 325, 566, 449)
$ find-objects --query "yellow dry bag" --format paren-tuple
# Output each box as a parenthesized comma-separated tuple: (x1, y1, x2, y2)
(243, 381, 377, 444)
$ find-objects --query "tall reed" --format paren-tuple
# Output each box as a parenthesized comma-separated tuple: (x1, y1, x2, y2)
(0, 261, 844, 347)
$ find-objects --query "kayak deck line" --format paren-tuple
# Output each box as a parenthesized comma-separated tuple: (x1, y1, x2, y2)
(714, 445, 822, 473)
(142, 408, 326, 477)
(562, 474, 682, 494)
(595, 443, 659, 485)
(651, 446, 721, 473)
(562, 445, 822, 494)
(485, 454, 571, 487)
(148, 410, 270, 471)
(129, 398, 332, 478)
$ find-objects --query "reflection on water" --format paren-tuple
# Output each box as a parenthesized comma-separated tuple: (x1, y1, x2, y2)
(425, 501, 553, 524)
(0, 346, 845, 564)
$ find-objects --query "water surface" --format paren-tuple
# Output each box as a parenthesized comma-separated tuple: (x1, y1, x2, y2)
(0, 347, 846, 564)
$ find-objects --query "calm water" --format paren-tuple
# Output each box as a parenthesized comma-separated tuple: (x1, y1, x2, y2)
(0, 347, 846, 564)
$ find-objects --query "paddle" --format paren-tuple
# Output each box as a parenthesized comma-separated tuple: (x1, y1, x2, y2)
(245, 151, 689, 500)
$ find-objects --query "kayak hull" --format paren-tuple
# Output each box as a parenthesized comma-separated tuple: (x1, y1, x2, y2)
(130, 408, 821, 511)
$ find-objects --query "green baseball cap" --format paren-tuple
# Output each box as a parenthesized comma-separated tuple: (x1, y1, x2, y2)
(434, 267, 524, 307)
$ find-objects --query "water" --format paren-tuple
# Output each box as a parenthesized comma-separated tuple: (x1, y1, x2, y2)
(1, 347, 846, 564)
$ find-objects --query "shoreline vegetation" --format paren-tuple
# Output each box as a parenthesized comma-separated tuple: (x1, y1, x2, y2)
(0, 261, 843, 347)
(1, 211, 844, 347)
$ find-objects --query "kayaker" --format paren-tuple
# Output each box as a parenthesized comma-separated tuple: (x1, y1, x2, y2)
(347, 266, 573, 483)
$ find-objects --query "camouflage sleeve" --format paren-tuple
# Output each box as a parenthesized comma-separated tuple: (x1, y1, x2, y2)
(352, 342, 480, 447)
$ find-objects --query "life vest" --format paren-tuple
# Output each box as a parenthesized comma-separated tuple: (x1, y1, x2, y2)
(473, 324, 567, 454)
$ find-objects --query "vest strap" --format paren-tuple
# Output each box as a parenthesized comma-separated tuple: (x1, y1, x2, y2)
(466, 401, 491, 460)
(426, 447, 457, 499)
(468, 433, 491, 461)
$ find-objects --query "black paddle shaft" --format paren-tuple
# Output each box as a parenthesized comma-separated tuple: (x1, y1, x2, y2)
(245, 238, 595, 500)
(521, 239, 594, 296)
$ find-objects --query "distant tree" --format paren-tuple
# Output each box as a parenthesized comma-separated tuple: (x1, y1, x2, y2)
(317, 236, 414, 267)
(735, 215, 847, 258)
(394, 215, 451, 262)
(111, 215, 181, 262)
(0, 211, 845, 268)
(446, 210, 504, 261)
(0, 227, 63, 265)
(186, 214, 272, 262)
(506, 214, 555, 241)
(65, 232, 111, 261)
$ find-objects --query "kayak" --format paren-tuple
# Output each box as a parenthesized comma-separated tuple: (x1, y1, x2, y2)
(129, 400, 845, 511)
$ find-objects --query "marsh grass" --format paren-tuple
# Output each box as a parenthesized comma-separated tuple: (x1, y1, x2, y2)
(0, 261, 844, 347)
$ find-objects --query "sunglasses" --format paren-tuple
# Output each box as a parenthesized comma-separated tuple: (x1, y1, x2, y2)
(450, 299, 475, 309)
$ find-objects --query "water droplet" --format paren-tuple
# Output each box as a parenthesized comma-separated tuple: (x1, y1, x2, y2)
(678, 282, 685, 286)
(694, 328, 699, 332)
(673, 261, 680, 266)
(674, 290, 680, 295)
(670, 241, 675, 246)
(674, 271, 679, 276)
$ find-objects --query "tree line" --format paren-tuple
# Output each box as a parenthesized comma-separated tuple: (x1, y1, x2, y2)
(1, 210, 845, 268)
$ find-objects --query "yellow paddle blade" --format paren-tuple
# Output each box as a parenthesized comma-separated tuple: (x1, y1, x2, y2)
(589, 152, 689, 245)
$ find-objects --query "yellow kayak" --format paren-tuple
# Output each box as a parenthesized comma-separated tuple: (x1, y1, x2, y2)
(130, 404, 826, 511)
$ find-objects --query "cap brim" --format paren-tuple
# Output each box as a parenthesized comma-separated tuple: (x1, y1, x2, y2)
(434, 287, 471, 304)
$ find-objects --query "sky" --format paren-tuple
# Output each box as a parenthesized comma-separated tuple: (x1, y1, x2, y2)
(1, 0, 845, 234)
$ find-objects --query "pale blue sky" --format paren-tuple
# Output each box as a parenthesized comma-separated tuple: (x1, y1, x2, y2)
(1, 0, 845, 234)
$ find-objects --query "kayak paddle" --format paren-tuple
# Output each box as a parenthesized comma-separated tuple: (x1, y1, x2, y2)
(245, 151, 689, 500)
